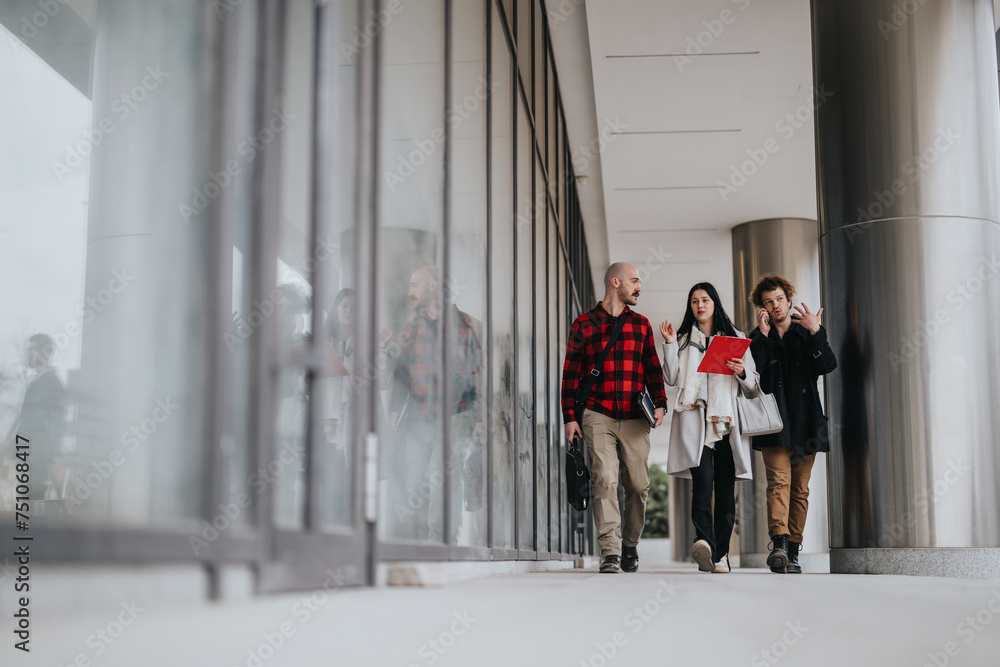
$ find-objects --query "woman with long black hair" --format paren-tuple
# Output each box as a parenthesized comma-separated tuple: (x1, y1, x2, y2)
(660, 282, 759, 573)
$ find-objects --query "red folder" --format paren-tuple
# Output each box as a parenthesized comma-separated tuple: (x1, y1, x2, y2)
(696, 336, 752, 375)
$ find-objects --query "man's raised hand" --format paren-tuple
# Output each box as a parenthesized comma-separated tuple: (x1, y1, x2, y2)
(791, 302, 824, 334)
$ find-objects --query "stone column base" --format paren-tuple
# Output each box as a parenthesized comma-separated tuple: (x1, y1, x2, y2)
(831, 548, 1000, 580)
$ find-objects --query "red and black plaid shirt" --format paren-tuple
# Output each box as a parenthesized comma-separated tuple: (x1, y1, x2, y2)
(561, 302, 667, 423)
(390, 306, 483, 420)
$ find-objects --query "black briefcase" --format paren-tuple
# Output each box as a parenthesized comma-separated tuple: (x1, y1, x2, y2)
(565, 435, 591, 511)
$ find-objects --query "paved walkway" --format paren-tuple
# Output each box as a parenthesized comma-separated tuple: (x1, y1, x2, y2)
(26, 562, 1000, 667)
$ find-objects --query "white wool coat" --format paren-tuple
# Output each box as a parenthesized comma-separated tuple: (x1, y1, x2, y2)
(662, 331, 759, 480)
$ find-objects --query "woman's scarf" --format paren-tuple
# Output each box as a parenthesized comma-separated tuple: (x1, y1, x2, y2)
(674, 329, 734, 446)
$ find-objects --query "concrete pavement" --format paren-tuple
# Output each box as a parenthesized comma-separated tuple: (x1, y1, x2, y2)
(22, 561, 1000, 667)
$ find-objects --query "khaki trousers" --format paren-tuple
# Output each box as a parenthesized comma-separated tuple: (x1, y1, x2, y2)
(761, 446, 816, 543)
(580, 409, 651, 558)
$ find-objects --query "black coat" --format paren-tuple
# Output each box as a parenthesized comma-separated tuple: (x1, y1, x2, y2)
(748, 323, 837, 456)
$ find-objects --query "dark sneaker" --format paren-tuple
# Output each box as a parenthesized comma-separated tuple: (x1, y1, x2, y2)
(599, 554, 621, 574)
(692, 539, 713, 572)
(622, 545, 639, 572)
(786, 541, 802, 574)
(767, 535, 789, 574)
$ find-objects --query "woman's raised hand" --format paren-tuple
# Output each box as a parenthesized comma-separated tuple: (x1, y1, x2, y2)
(659, 319, 676, 343)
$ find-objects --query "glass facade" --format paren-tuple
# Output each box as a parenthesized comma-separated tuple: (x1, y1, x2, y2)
(0, 0, 596, 589)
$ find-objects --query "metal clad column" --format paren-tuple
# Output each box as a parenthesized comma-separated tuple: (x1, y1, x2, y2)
(732, 218, 829, 571)
(813, 0, 1000, 577)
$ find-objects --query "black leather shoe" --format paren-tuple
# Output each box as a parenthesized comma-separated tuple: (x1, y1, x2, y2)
(766, 535, 789, 573)
(621, 545, 639, 572)
(599, 554, 621, 574)
(786, 541, 802, 574)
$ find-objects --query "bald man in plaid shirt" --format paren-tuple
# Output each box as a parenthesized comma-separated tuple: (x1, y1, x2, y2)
(562, 263, 667, 573)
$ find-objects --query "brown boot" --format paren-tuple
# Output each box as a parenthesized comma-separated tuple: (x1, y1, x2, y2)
(599, 554, 621, 574)
(786, 541, 802, 574)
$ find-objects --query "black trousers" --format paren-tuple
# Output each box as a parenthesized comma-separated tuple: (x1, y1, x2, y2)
(690, 433, 737, 562)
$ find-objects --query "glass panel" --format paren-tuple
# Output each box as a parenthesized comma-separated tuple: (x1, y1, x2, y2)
(548, 205, 560, 552)
(516, 0, 531, 104)
(515, 92, 534, 550)
(534, 0, 545, 138)
(447, 0, 488, 547)
(316, 0, 364, 529)
(534, 159, 548, 552)
(378, 0, 447, 543)
(501, 0, 514, 34)
(222, 5, 260, 529)
(489, 0, 516, 550)
(271, 0, 317, 530)
(558, 246, 569, 552)
(555, 114, 563, 233)
(0, 3, 224, 528)
(548, 54, 557, 205)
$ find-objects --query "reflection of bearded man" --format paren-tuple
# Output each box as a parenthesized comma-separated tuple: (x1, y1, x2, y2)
(389, 266, 485, 543)
(408, 265, 441, 314)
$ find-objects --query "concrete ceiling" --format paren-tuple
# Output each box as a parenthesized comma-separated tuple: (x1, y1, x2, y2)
(551, 0, 818, 330)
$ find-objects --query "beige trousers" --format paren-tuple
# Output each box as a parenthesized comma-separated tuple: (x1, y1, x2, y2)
(761, 446, 816, 543)
(580, 409, 651, 558)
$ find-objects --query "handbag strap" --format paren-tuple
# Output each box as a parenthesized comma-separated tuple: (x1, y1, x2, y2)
(574, 310, 628, 415)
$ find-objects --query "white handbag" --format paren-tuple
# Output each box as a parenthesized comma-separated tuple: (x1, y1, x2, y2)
(736, 385, 783, 436)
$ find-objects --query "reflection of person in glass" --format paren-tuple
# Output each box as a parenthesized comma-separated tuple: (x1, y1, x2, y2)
(4, 334, 68, 500)
(274, 283, 311, 524)
(323, 289, 356, 514)
(389, 266, 484, 543)
(323, 288, 393, 520)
